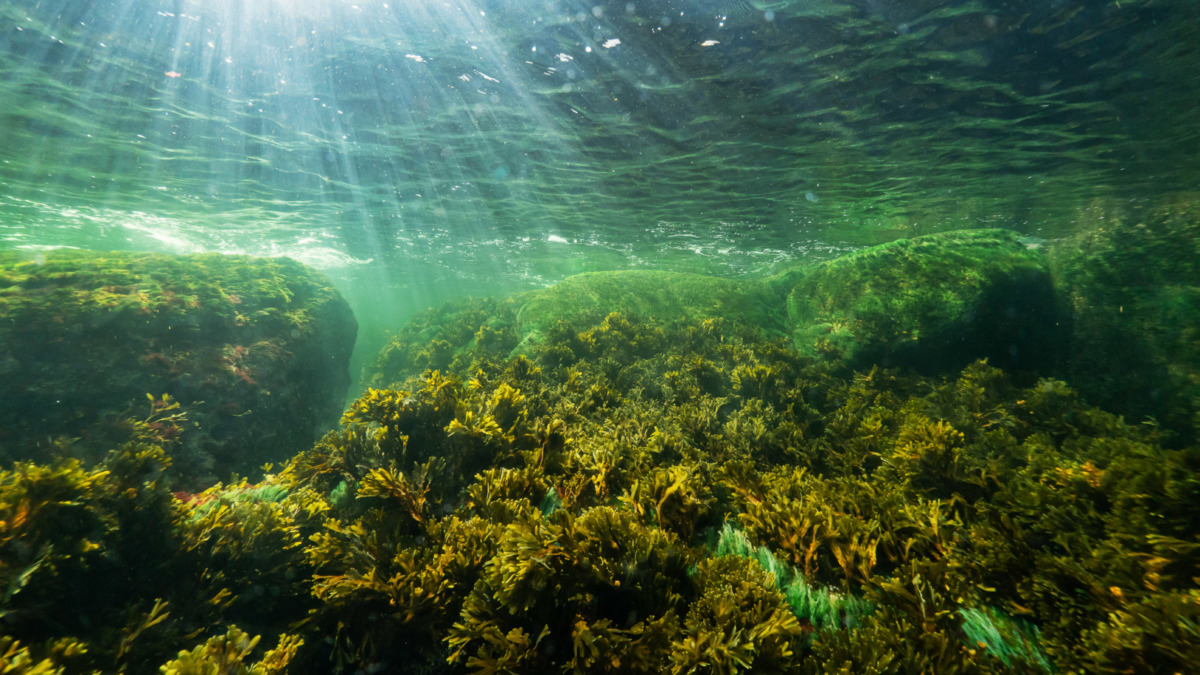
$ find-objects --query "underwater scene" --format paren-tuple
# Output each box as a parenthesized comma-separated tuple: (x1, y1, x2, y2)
(2, 0, 1199, 672)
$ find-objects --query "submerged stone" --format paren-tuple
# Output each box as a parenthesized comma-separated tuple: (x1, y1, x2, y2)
(515, 269, 788, 343)
(0, 250, 356, 482)
(1049, 200, 1200, 444)
(778, 229, 1061, 374)
(364, 230, 1067, 391)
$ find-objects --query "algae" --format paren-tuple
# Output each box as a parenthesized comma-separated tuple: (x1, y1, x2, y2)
(0, 249, 356, 483)
(2, 229, 1197, 673)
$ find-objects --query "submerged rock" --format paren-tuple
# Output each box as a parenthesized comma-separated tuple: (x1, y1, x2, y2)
(1049, 199, 1200, 444)
(515, 269, 788, 348)
(512, 230, 1063, 378)
(364, 229, 1064, 391)
(778, 228, 1061, 374)
(0, 250, 356, 482)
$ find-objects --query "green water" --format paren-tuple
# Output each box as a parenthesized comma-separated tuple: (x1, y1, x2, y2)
(5, 3, 1200, 670)
(2, 0, 1199, 362)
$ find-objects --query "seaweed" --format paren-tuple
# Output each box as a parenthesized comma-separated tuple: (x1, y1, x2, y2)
(158, 626, 302, 675)
(959, 606, 1051, 672)
(714, 524, 874, 633)
(0, 250, 356, 483)
(3, 229, 1199, 673)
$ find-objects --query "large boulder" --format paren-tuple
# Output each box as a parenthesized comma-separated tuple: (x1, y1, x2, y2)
(779, 229, 1061, 374)
(0, 250, 356, 482)
(1049, 199, 1200, 444)
(364, 230, 1064, 391)
(516, 270, 787, 343)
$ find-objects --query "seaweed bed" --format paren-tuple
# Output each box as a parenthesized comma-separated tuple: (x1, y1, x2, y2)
(0, 250, 356, 484)
(1, 218, 1199, 674)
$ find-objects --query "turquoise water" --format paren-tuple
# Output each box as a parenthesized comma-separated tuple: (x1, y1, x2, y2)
(2, 0, 1199, 360)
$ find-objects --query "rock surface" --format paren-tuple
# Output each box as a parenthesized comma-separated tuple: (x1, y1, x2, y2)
(516, 269, 787, 346)
(1049, 200, 1200, 444)
(0, 250, 356, 482)
(364, 229, 1064, 391)
(780, 229, 1061, 374)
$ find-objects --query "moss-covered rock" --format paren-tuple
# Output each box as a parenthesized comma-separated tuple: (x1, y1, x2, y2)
(515, 269, 787, 346)
(780, 229, 1061, 374)
(0, 250, 356, 482)
(362, 271, 789, 392)
(364, 296, 522, 391)
(1049, 199, 1200, 444)
(367, 231, 1063, 392)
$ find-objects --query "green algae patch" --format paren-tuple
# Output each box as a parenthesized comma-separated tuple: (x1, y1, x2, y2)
(515, 269, 787, 343)
(0, 249, 356, 482)
(781, 229, 1060, 374)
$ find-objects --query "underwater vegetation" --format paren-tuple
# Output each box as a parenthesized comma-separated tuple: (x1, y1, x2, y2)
(1, 223, 1198, 672)
(0, 422, 313, 673)
(781, 229, 1060, 375)
(515, 270, 788, 346)
(1048, 197, 1200, 446)
(0, 250, 357, 484)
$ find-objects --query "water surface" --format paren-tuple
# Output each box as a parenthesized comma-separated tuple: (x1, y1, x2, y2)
(1, 0, 1197, 341)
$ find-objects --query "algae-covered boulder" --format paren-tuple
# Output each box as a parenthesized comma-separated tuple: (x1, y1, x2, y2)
(365, 296, 523, 391)
(364, 271, 789, 390)
(0, 250, 356, 481)
(365, 231, 1065, 390)
(516, 269, 787, 340)
(1050, 200, 1200, 444)
(780, 229, 1061, 374)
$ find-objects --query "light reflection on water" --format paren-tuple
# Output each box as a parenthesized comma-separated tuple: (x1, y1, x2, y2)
(0, 0, 1197, 327)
